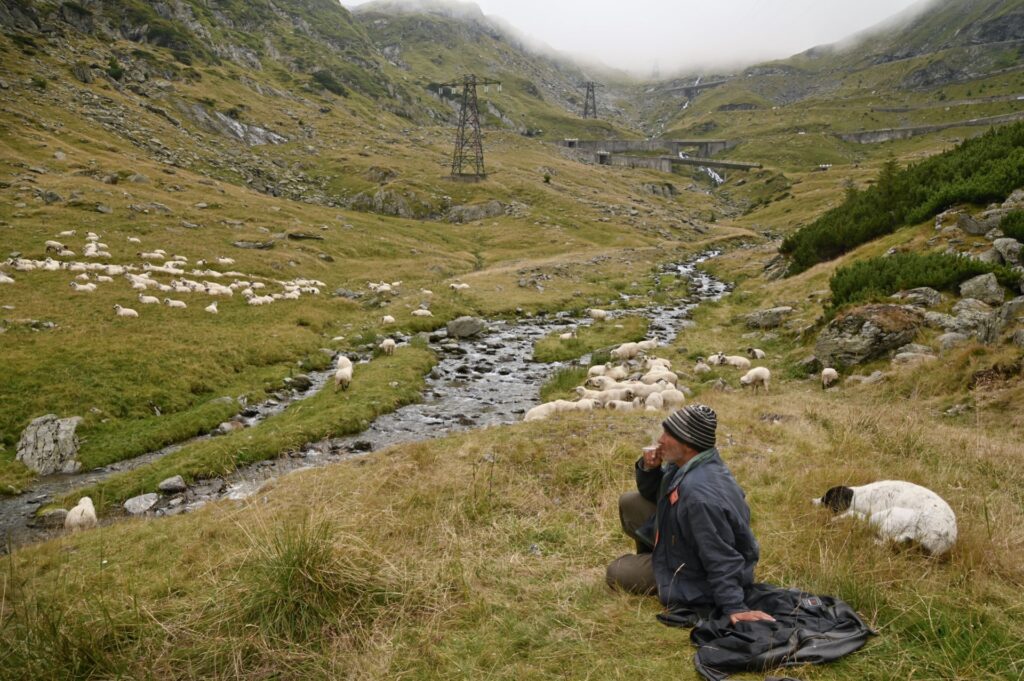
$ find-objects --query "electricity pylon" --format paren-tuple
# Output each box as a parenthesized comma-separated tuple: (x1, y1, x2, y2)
(581, 81, 600, 119)
(439, 74, 502, 177)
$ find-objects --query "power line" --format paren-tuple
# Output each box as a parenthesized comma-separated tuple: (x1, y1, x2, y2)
(439, 74, 502, 178)
(581, 81, 600, 119)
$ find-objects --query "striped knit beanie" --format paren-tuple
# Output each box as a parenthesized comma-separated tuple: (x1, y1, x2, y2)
(663, 404, 717, 452)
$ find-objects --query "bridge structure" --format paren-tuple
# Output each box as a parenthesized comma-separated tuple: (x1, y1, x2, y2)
(662, 80, 728, 98)
(560, 138, 733, 158)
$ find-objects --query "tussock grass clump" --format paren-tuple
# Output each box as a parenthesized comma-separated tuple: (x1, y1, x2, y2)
(532, 315, 648, 363)
(539, 366, 589, 402)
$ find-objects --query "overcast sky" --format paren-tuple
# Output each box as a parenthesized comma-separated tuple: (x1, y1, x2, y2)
(343, 0, 928, 73)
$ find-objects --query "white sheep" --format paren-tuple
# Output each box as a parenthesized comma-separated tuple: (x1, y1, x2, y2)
(708, 352, 751, 370)
(747, 347, 767, 359)
(382, 315, 396, 325)
(113, 304, 138, 318)
(216, 256, 235, 266)
(44, 240, 65, 252)
(569, 398, 597, 411)
(205, 302, 218, 314)
(138, 294, 160, 305)
(739, 367, 771, 394)
(589, 308, 609, 321)
(65, 497, 98, 531)
(69, 281, 97, 292)
(164, 298, 187, 309)
(0, 273, 14, 284)
(605, 399, 636, 411)
(587, 375, 632, 391)
(595, 388, 635, 405)
(641, 369, 678, 386)
(660, 388, 686, 409)
(643, 391, 665, 411)
(605, 365, 629, 381)
(411, 309, 433, 317)
(559, 331, 576, 340)
(644, 357, 672, 371)
(637, 339, 658, 352)
(57, 230, 76, 237)
(694, 359, 712, 375)
(524, 400, 576, 422)
(610, 342, 642, 361)
(450, 282, 470, 291)
(587, 364, 607, 378)
(420, 289, 433, 297)
(95, 275, 113, 283)
(334, 356, 353, 391)
(379, 338, 396, 356)
(822, 367, 839, 389)
(128, 236, 142, 244)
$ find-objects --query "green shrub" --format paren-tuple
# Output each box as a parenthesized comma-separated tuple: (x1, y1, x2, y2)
(105, 56, 124, 80)
(782, 123, 1024, 274)
(829, 252, 1017, 310)
(1000, 210, 1024, 242)
(312, 70, 349, 97)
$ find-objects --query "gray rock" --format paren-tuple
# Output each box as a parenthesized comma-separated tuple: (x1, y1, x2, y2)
(975, 248, 1003, 265)
(232, 240, 275, 250)
(979, 296, 1024, 343)
(796, 355, 822, 374)
(1003, 189, 1024, 209)
(815, 304, 923, 368)
(446, 316, 487, 339)
(71, 62, 93, 84)
(158, 475, 187, 494)
(938, 332, 970, 350)
(923, 311, 957, 330)
(283, 374, 312, 392)
(37, 508, 68, 529)
(744, 306, 794, 329)
(845, 370, 886, 385)
(892, 352, 937, 365)
(1012, 329, 1024, 348)
(16, 414, 83, 475)
(959, 273, 1004, 305)
(897, 343, 933, 355)
(890, 287, 941, 307)
(993, 238, 1022, 266)
(447, 200, 505, 223)
(958, 213, 989, 236)
(124, 493, 159, 515)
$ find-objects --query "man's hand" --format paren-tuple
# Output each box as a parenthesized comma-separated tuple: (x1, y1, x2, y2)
(641, 446, 662, 470)
(728, 610, 776, 625)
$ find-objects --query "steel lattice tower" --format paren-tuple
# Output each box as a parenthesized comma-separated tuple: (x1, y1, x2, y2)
(582, 81, 598, 119)
(441, 74, 501, 178)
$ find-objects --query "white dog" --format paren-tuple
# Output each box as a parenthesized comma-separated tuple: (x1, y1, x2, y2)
(65, 496, 98, 532)
(813, 481, 957, 555)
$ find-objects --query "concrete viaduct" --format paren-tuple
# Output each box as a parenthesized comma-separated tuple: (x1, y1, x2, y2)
(560, 138, 734, 158)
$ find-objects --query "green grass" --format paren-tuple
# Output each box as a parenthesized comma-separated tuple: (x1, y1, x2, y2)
(538, 366, 589, 402)
(58, 347, 436, 511)
(532, 316, 648, 363)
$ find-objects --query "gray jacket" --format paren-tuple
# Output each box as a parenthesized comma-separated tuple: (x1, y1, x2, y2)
(635, 449, 760, 614)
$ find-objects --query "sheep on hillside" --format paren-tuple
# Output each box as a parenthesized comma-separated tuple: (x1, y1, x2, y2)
(334, 356, 354, 391)
(708, 352, 751, 370)
(379, 338, 396, 356)
(822, 367, 839, 389)
(739, 367, 771, 394)
(113, 304, 138, 318)
(589, 308, 608, 321)
(747, 347, 767, 359)
(65, 497, 97, 532)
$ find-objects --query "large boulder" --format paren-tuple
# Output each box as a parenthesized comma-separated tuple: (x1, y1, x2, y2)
(124, 493, 159, 515)
(815, 304, 923, 368)
(959, 273, 1004, 305)
(447, 200, 505, 223)
(993, 238, 1022, 266)
(957, 213, 989, 236)
(744, 306, 794, 329)
(446, 316, 487, 339)
(938, 332, 970, 351)
(16, 414, 83, 475)
(979, 296, 1024, 343)
(890, 287, 941, 308)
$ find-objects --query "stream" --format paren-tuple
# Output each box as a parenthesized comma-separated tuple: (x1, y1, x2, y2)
(1, 253, 727, 551)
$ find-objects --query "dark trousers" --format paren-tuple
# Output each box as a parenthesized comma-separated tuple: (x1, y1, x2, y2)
(606, 491, 658, 595)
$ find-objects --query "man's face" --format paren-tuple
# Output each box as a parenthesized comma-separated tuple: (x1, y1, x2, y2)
(657, 430, 692, 465)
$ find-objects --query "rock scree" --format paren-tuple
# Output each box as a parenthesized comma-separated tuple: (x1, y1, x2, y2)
(815, 304, 924, 368)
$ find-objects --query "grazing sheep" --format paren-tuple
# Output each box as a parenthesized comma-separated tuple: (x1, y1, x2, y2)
(113, 304, 138, 318)
(524, 400, 577, 422)
(610, 342, 642, 361)
(45, 240, 65, 253)
(127, 236, 142, 244)
(587, 364, 607, 378)
(694, 359, 712, 375)
(813, 480, 957, 555)
(641, 369, 678, 386)
(643, 391, 665, 411)
(0, 273, 14, 284)
(379, 338, 396, 356)
(587, 375, 631, 391)
(708, 352, 751, 370)
(637, 339, 658, 352)
(575, 386, 603, 401)
(69, 281, 97, 292)
(659, 388, 686, 409)
(595, 388, 635, 405)
(138, 294, 160, 305)
(450, 282, 470, 291)
(65, 497, 97, 532)
(95, 275, 113, 283)
(163, 298, 187, 309)
(334, 356, 353, 391)
(821, 368, 839, 389)
(739, 367, 771, 394)
(644, 357, 672, 371)
(627, 382, 668, 399)
(559, 331, 576, 340)
(605, 365, 629, 381)
(382, 315, 396, 325)
(216, 256, 235, 266)
(57, 230, 76, 237)
(420, 289, 433, 297)
(589, 308, 609, 321)
(569, 398, 598, 411)
(205, 302, 218, 314)
(747, 347, 767, 359)
(411, 309, 433, 317)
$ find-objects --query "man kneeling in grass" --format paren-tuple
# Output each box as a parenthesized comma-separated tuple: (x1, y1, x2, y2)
(607, 405, 775, 625)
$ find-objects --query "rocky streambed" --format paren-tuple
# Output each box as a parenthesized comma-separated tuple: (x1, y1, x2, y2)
(0, 254, 727, 550)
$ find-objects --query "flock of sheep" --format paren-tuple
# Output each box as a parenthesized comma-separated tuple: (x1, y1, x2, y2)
(524, 310, 842, 422)
(1, 231, 326, 318)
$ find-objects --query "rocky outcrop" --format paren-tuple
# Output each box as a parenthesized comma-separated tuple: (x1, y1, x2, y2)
(16, 414, 83, 475)
(744, 306, 794, 329)
(446, 316, 487, 339)
(447, 200, 505, 223)
(890, 287, 941, 308)
(179, 103, 287, 146)
(815, 304, 923, 368)
(124, 493, 159, 515)
(957, 213, 989, 236)
(158, 475, 187, 494)
(993, 238, 1022, 266)
(959, 273, 1004, 305)
(349, 187, 444, 219)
